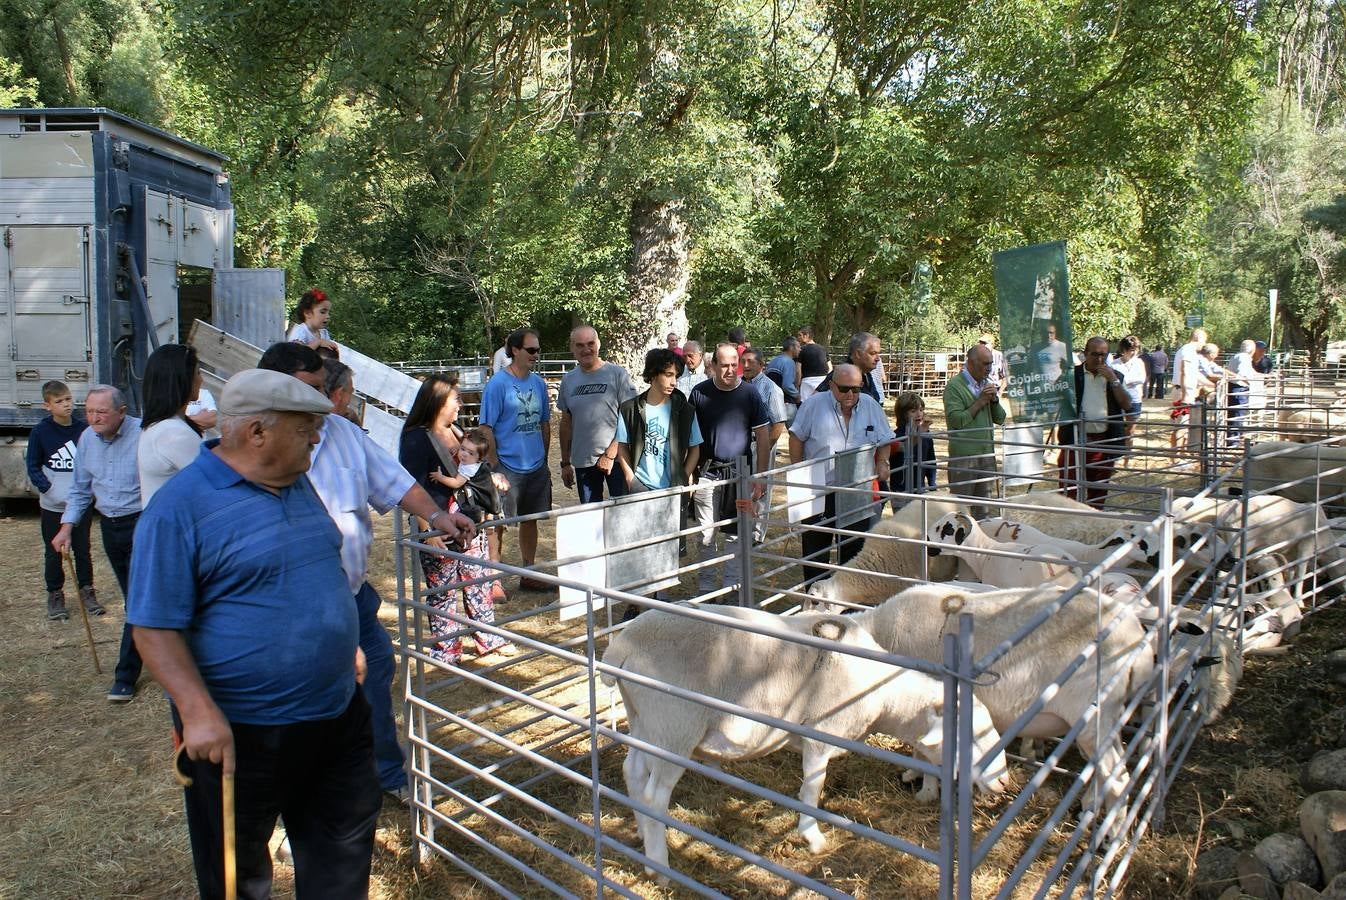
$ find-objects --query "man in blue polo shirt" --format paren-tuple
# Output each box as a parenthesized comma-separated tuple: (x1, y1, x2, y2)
(129, 369, 381, 900)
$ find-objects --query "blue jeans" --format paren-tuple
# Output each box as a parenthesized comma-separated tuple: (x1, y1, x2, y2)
(355, 581, 405, 790)
(575, 463, 626, 505)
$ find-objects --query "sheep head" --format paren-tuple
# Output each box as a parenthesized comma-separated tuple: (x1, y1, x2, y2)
(927, 512, 975, 556)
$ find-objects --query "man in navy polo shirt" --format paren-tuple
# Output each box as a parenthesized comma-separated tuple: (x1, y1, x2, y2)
(129, 369, 380, 900)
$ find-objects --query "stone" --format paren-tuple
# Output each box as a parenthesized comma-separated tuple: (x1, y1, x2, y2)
(1301, 793, 1346, 883)
(1237, 851, 1282, 900)
(1282, 883, 1323, 900)
(1197, 847, 1249, 899)
(1324, 872, 1346, 899)
(1255, 832, 1324, 888)
(1325, 650, 1346, 687)
(1307, 753, 1346, 794)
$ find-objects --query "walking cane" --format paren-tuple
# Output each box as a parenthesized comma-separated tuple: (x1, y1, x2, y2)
(174, 744, 238, 900)
(63, 551, 101, 674)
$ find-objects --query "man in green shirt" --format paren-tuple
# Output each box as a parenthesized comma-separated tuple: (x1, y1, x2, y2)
(942, 343, 1006, 517)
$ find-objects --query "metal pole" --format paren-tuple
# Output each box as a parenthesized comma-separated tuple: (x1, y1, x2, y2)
(1154, 490, 1174, 830)
(956, 613, 975, 900)
(736, 454, 754, 607)
(584, 588, 605, 897)
(938, 631, 958, 900)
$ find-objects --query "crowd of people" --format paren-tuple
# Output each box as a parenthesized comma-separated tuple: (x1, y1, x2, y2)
(23, 287, 1278, 897)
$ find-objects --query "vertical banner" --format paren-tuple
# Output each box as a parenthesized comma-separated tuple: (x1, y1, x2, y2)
(993, 241, 1076, 425)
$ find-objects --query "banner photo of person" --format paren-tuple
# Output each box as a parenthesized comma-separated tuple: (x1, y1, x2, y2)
(993, 241, 1077, 486)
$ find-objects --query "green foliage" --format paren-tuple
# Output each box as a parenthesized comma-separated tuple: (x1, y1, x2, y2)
(0, 0, 1296, 365)
(0, 55, 39, 106)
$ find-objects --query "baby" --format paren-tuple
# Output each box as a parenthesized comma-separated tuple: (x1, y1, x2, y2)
(451, 429, 503, 525)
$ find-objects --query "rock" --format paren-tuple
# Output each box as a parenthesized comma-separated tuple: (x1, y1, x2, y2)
(1219, 888, 1250, 900)
(1307, 753, 1346, 794)
(1282, 883, 1323, 900)
(1301, 793, 1346, 883)
(1256, 832, 1324, 888)
(1197, 847, 1249, 899)
(1325, 650, 1346, 687)
(1324, 872, 1346, 899)
(1237, 851, 1282, 900)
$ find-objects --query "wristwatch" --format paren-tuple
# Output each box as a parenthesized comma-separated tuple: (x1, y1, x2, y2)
(427, 510, 445, 530)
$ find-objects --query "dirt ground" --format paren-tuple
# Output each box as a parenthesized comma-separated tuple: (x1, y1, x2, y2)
(3, 397, 1340, 898)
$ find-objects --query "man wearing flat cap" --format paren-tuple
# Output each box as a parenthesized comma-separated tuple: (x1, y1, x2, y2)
(128, 368, 381, 899)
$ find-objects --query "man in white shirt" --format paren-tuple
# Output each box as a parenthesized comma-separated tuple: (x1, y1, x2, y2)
(1058, 337, 1133, 507)
(676, 340, 708, 396)
(789, 363, 894, 583)
(1170, 327, 1208, 451)
(259, 342, 474, 798)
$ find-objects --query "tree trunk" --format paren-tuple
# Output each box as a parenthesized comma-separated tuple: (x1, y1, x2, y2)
(610, 196, 690, 378)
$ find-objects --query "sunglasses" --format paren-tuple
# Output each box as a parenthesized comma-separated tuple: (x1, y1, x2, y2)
(833, 384, 862, 394)
(520, 346, 541, 355)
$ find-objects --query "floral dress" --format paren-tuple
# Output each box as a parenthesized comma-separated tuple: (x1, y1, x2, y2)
(399, 426, 507, 663)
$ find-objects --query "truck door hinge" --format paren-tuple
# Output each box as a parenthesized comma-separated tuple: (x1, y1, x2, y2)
(3, 228, 10, 248)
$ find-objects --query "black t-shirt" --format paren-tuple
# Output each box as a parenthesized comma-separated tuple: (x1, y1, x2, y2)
(799, 342, 830, 378)
(689, 380, 768, 464)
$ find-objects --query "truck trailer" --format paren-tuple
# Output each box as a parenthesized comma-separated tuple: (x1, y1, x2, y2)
(0, 107, 284, 499)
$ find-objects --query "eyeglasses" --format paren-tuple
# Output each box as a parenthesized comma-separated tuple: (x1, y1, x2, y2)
(833, 384, 862, 394)
(521, 346, 541, 355)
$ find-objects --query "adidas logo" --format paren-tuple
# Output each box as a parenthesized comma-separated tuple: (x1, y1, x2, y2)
(47, 440, 77, 472)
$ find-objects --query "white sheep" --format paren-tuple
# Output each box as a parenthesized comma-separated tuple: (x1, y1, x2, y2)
(601, 606, 1010, 878)
(1002, 490, 1132, 545)
(925, 511, 1079, 589)
(804, 517, 962, 613)
(1243, 440, 1346, 515)
(1191, 495, 1346, 601)
(978, 516, 1148, 568)
(851, 584, 1156, 811)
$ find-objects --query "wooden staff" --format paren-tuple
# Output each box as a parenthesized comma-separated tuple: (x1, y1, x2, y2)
(63, 551, 101, 674)
(173, 744, 237, 900)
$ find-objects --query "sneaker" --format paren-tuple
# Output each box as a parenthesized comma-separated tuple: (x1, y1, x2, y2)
(107, 682, 135, 703)
(384, 785, 411, 805)
(46, 590, 69, 621)
(488, 643, 520, 658)
(80, 586, 105, 616)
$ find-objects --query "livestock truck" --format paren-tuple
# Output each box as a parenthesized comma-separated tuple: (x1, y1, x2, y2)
(0, 107, 284, 501)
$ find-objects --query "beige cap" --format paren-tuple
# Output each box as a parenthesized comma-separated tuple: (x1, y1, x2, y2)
(218, 368, 333, 416)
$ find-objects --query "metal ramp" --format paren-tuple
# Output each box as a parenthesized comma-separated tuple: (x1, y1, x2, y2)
(186, 319, 418, 454)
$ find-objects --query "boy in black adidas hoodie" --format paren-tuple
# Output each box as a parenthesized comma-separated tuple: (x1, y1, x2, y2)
(25, 380, 98, 621)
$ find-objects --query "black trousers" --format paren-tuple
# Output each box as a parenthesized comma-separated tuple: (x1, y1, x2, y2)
(800, 493, 875, 586)
(174, 692, 382, 900)
(100, 513, 143, 687)
(41, 508, 93, 592)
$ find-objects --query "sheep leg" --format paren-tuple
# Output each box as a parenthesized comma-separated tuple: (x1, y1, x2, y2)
(797, 740, 841, 853)
(633, 755, 687, 883)
(1077, 727, 1128, 839)
(622, 748, 652, 854)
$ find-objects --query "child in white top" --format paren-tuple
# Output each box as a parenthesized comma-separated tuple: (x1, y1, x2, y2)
(287, 288, 339, 355)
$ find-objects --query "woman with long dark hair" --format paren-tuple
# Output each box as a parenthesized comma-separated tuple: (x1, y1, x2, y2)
(399, 374, 515, 662)
(137, 344, 204, 505)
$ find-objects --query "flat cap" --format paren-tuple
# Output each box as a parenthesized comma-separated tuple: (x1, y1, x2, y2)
(218, 368, 333, 416)
(1255, 340, 1267, 349)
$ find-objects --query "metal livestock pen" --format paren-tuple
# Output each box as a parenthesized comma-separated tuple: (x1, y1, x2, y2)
(392, 428, 1345, 898)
